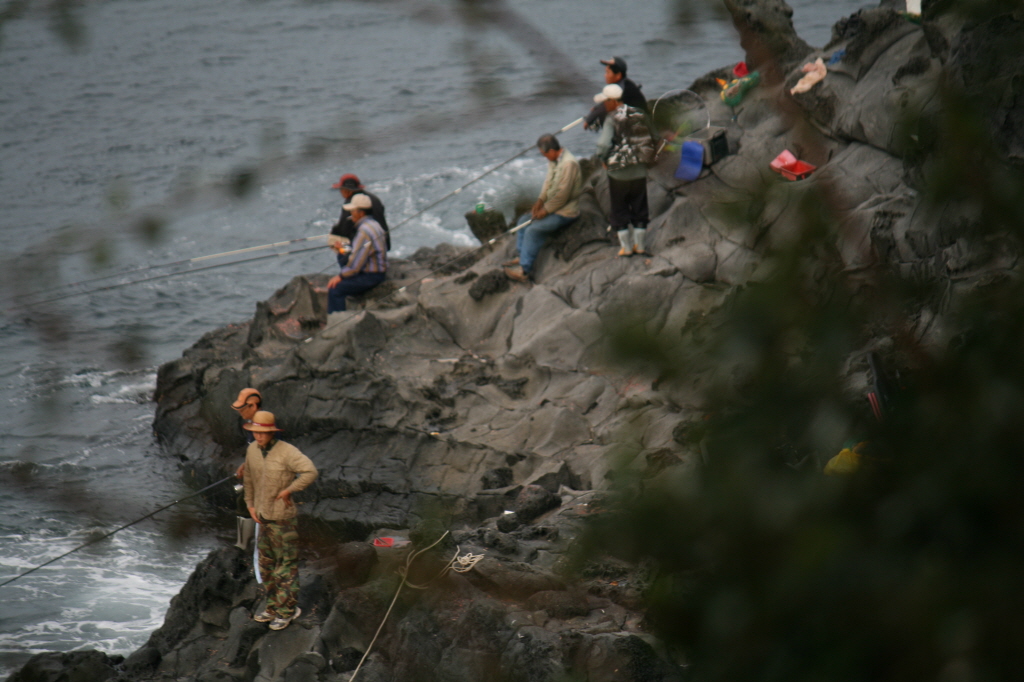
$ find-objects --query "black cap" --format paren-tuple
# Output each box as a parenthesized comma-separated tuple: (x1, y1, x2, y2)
(600, 56, 627, 75)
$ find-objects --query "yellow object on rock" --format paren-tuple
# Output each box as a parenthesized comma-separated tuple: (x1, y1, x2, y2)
(824, 442, 867, 475)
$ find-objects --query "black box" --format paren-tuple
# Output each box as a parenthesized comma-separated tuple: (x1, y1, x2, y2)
(685, 126, 729, 165)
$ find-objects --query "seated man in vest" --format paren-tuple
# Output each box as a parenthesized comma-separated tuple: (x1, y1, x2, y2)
(327, 193, 388, 313)
(503, 133, 583, 283)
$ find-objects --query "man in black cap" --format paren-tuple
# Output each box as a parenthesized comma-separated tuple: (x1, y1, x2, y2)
(330, 173, 391, 251)
(583, 56, 648, 131)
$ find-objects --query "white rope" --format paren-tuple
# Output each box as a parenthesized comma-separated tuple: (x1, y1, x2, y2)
(349, 532, 485, 682)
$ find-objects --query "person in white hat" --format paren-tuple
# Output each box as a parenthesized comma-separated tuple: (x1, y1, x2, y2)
(326, 193, 388, 313)
(242, 411, 318, 631)
(594, 82, 657, 257)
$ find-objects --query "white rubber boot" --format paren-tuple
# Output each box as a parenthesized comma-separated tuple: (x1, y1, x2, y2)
(616, 229, 632, 256)
(633, 226, 647, 255)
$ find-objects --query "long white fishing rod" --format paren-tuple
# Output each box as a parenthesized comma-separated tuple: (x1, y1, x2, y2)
(0, 475, 235, 589)
(5, 244, 325, 311)
(5, 234, 329, 304)
(383, 117, 583, 235)
(7, 117, 583, 305)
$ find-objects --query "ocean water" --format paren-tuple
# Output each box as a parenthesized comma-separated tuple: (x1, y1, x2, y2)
(0, 0, 867, 675)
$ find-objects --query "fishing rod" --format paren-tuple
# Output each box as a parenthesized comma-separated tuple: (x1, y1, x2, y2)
(0, 474, 235, 589)
(6, 117, 584, 307)
(383, 117, 584, 236)
(305, 217, 534, 344)
(5, 235, 330, 304)
(5, 244, 325, 311)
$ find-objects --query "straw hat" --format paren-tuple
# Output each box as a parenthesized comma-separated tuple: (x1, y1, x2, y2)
(243, 410, 283, 432)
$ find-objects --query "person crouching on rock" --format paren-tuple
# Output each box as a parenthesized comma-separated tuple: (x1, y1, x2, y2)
(503, 133, 583, 283)
(243, 411, 318, 631)
(327, 193, 388, 314)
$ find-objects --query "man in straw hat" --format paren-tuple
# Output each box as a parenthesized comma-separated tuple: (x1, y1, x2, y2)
(243, 411, 318, 630)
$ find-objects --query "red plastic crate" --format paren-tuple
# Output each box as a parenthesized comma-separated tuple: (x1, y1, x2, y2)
(770, 150, 816, 181)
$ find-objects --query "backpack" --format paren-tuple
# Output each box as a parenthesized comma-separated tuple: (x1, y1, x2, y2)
(606, 105, 659, 171)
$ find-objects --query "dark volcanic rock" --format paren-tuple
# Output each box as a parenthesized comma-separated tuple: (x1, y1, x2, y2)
(725, 0, 812, 79)
(526, 590, 591, 619)
(514, 484, 561, 523)
(467, 268, 510, 301)
(464, 206, 508, 243)
(6, 650, 122, 682)
(18, 2, 1024, 681)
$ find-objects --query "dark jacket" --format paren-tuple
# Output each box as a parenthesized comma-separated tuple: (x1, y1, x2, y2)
(584, 77, 648, 130)
(330, 189, 391, 250)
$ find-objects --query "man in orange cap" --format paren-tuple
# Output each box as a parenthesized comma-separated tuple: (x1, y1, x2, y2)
(231, 388, 263, 443)
(243, 411, 318, 631)
(231, 388, 263, 549)
(330, 173, 390, 251)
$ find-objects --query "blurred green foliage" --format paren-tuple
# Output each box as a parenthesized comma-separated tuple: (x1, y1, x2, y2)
(586, 2, 1024, 680)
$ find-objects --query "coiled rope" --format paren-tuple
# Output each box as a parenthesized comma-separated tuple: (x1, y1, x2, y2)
(350, 531, 484, 682)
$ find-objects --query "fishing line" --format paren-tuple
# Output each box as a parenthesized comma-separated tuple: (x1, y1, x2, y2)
(382, 117, 583, 237)
(4, 235, 330, 304)
(5, 244, 325, 311)
(0, 474, 235, 589)
(6, 117, 582, 307)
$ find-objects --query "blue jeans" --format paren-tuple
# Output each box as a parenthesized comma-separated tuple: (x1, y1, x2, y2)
(327, 271, 386, 313)
(515, 212, 577, 274)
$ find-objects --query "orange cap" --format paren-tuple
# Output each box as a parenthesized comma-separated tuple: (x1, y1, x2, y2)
(231, 388, 262, 410)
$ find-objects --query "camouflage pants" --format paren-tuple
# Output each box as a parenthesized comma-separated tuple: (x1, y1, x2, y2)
(257, 517, 299, 618)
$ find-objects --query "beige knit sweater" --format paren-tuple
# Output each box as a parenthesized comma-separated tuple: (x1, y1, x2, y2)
(243, 439, 318, 521)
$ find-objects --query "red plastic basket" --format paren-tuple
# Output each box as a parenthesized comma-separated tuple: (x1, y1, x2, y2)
(770, 150, 816, 181)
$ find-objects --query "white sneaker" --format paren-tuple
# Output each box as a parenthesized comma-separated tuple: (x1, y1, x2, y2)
(269, 606, 301, 631)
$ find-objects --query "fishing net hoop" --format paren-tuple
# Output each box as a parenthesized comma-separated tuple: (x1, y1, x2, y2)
(651, 89, 710, 139)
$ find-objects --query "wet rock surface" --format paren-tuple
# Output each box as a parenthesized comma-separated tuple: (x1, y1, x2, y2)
(16, 2, 1024, 680)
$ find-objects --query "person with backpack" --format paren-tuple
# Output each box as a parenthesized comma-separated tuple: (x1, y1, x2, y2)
(594, 83, 657, 256)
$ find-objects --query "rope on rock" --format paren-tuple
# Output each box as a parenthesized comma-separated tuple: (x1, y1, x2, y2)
(349, 531, 484, 682)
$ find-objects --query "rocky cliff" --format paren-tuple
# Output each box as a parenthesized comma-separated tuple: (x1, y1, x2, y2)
(12, 2, 1024, 681)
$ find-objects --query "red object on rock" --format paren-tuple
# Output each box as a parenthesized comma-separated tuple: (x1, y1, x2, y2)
(372, 537, 394, 547)
(770, 149, 816, 181)
(733, 62, 749, 78)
